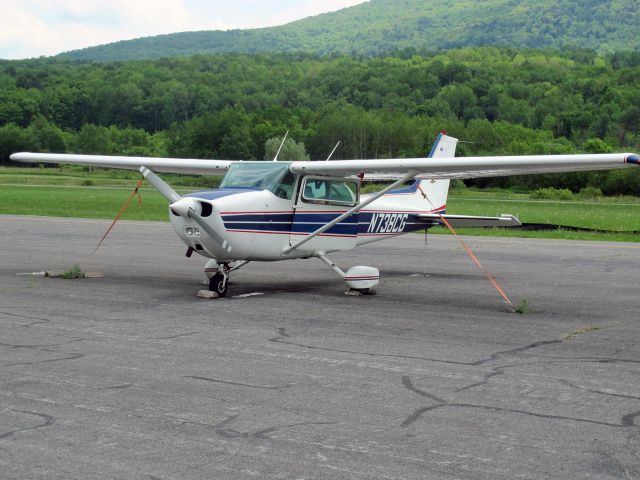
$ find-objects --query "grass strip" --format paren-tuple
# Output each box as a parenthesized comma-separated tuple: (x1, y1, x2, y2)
(1, 184, 638, 242)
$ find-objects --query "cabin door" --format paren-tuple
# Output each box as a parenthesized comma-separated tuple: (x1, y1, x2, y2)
(289, 176, 359, 252)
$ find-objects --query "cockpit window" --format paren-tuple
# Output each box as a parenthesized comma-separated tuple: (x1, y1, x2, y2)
(302, 177, 358, 206)
(220, 162, 296, 200)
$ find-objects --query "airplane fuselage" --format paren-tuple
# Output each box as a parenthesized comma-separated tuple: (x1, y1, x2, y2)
(170, 172, 445, 262)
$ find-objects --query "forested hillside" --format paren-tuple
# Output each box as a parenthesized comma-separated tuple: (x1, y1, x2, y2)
(58, 0, 640, 62)
(2, 48, 640, 193)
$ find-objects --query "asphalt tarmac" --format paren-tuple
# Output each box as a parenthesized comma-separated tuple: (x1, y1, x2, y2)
(1, 215, 639, 479)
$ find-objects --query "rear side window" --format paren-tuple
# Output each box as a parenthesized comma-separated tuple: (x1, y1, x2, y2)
(302, 178, 358, 206)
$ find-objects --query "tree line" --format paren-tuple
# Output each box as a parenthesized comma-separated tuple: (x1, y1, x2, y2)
(1, 47, 639, 194)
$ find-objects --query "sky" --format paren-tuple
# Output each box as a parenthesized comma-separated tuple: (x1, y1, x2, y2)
(0, 0, 368, 60)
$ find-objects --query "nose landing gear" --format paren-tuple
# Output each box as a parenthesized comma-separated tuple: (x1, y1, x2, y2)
(209, 272, 228, 297)
(203, 259, 250, 298)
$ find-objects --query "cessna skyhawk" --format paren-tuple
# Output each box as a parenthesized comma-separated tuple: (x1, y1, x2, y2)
(11, 133, 639, 297)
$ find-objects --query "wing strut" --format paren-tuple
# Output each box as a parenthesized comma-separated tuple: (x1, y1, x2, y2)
(282, 171, 417, 255)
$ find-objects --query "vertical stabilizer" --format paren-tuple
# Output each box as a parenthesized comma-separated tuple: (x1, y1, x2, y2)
(366, 132, 459, 212)
(428, 131, 459, 159)
(419, 132, 458, 210)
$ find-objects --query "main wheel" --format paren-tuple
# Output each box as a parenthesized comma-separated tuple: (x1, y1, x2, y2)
(208, 273, 228, 297)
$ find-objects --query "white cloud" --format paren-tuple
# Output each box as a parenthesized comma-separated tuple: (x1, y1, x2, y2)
(0, 0, 197, 58)
(0, 0, 368, 59)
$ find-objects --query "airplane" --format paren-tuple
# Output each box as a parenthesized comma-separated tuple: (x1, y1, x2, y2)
(10, 133, 639, 298)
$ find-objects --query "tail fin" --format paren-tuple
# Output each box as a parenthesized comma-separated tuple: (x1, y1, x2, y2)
(419, 132, 458, 211)
(373, 132, 458, 212)
(428, 131, 459, 159)
(381, 132, 458, 211)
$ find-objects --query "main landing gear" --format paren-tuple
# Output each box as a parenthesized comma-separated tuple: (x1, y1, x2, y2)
(202, 254, 378, 297)
(204, 259, 250, 298)
(314, 251, 380, 294)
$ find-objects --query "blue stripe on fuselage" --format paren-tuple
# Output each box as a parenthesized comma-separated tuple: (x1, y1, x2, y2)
(221, 211, 441, 236)
(223, 212, 357, 236)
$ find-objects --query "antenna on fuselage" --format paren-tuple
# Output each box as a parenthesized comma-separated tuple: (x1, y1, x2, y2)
(273, 130, 289, 162)
(325, 141, 340, 161)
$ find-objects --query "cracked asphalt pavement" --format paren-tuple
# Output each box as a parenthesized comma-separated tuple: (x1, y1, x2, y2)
(1, 215, 639, 479)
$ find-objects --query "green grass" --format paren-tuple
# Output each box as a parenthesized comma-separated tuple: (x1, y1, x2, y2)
(514, 298, 531, 315)
(1, 167, 639, 242)
(428, 226, 640, 242)
(447, 196, 640, 231)
(60, 264, 85, 279)
(0, 185, 171, 221)
(440, 192, 640, 241)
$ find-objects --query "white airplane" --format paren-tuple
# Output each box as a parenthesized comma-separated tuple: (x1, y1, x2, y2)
(10, 133, 639, 297)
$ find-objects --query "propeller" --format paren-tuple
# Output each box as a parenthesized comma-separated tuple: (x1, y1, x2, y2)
(139, 166, 232, 253)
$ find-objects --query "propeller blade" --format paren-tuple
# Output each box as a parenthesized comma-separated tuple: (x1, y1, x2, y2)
(139, 166, 181, 203)
(140, 166, 232, 254)
(187, 210, 232, 253)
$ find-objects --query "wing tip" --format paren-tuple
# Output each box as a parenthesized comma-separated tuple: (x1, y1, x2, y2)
(9, 152, 28, 161)
(625, 154, 639, 165)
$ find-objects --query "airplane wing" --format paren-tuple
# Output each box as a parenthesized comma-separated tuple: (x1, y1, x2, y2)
(11, 146, 639, 179)
(290, 153, 640, 179)
(9, 152, 232, 175)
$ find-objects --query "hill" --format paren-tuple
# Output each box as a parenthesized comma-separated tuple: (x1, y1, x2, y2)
(58, 0, 640, 62)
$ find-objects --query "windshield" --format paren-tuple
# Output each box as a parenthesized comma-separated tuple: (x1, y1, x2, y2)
(220, 162, 296, 199)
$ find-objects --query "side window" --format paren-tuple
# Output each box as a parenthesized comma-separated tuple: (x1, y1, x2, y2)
(302, 178, 358, 206)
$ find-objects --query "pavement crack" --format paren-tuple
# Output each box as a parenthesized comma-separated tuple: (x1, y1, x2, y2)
(94, 384, 133, 390)
(401, 403, 627, 429)
(155, 331, 200, 340)
(549, 356, 640, 365)
(470, 340, 562, 366)
(402, 374, 634, 430)
(213, 413, 240, 429)
(269, 328, 484, 365)
(270, 329, 563, 367)
(0, 338, 84, 349)
(252, 421, 337, 439)
(0, 310, 51, 328)
(0, 409, 54, 440)
(3, 353, 84, 367)
(560, 380, 640, 400)
(207, 413, 334, 439)
(402, 376, 446, 403)
(621, 411, 640, 427)
(401, 407, 433, 428)
(455, 368, 505, 392)
(183, 375, 292, 390)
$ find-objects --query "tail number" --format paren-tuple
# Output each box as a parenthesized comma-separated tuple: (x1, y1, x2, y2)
(368, 213, 408, 233)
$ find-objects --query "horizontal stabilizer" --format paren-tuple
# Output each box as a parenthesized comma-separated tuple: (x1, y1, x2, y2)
(417, 213, 521, 228)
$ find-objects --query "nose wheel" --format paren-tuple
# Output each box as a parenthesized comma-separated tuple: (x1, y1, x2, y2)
(209, 272, 228, 297)
(203, 259, 250, 298)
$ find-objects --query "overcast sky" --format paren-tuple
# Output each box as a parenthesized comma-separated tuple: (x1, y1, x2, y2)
(0, 0, 368, 60)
